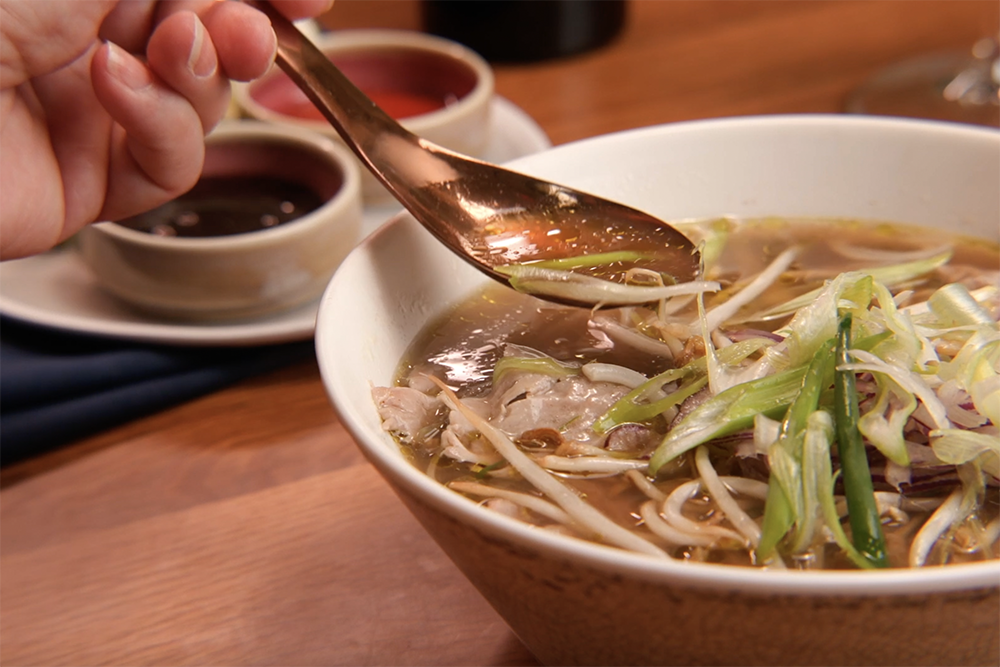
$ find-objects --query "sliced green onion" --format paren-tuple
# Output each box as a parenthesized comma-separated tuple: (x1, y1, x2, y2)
(762, 273, 872, 372)
(818, 471, 877, 570)
(857, 376, 916, 466)
(748, 250, 952, 323)
(757, 338, 835, 560)
(794, 410, 834, 554)
(648, 364, 809, 475)
(494, 264, 719, 306)
(938, 330, 1000, 426)
(928, 283, 994, 326)
(697, 217, 734, 275)
(493, 356, 578, 383)
(869, 280, 931, 371)
(929, 428, 1000, 466)
(595, 337, 771, 434)
(756, 449, 796, 562)
(834, 312, 890, 569)
(595, 375, 708, 434)
(517, 251, 653, 272)
(473, 460, 508, 479)
(838, 349, 952, 431)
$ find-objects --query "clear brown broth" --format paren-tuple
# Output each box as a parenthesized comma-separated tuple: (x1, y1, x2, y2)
(393, 217, 1000, 568)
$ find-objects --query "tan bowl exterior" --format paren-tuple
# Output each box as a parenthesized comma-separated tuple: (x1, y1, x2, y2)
(78, 121, 362, 321)
(398, 478, 999, 666)
(233, 29, 494, 205)
(316, 116, 1000, 666)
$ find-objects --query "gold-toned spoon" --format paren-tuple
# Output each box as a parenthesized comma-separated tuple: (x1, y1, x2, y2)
(252, 2, 701, 307)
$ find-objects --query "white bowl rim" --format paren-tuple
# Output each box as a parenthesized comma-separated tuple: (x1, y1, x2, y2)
(239, 28, 495, 134)
(91, 121, 362, 251)
(317, 113, 1000, 598)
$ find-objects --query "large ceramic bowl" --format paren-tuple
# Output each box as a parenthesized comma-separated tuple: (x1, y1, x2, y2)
(315, 116, 1000, 666)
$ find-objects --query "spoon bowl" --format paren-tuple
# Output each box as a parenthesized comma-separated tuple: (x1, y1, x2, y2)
(253, 2, 700, 307)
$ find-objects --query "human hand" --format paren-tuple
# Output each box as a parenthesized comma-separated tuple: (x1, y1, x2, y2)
(0, 0, 332, 260)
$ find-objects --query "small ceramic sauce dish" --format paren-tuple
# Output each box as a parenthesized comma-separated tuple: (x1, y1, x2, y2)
(234, 29, 494, 204)
(76, 120, 362, 322)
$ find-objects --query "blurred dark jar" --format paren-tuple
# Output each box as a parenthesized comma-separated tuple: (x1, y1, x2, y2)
(422, 0, 626, 63)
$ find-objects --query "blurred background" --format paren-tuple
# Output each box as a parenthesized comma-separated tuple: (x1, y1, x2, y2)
(319, 0, 1000, 142)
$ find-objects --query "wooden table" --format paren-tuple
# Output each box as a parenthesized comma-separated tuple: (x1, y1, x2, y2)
(2, 2, 997, 665)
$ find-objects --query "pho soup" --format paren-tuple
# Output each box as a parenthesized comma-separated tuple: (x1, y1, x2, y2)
(373, 217, 999, 570)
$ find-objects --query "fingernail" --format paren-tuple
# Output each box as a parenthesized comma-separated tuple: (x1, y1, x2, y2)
(266, 26, 278, 66)
(187, 16, 217, 79)
(105, 41, 153, 91)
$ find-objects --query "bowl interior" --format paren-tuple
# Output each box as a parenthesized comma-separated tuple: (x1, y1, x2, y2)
(249, 44, 480, 123)
(316, 115, 1000, 594)
(201, 135, 346, 200)
(110, 125, 350, 241)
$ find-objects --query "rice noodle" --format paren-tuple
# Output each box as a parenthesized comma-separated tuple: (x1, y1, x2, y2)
(441, 429, 501, 466)
(662, 479, 747, 543)
(830, 242, 953, 263)
(640, 500, 718, 547)
(553, 442, 618, 458)
(430, 376, 669, 558)
(426, 452, 442, 482)
(909, 488, 964, 567)
(449, 480, 574, 525)
(626, 469, 667, 502)
(702, 246, 800, 332)
(496, 263, 721, 307)
(695, 446, 764, 546)
(581, 362, 651, 389)
(982, 518, 1000, 551)
(589, 314, 682, 359)
(537, 455, 649, 474)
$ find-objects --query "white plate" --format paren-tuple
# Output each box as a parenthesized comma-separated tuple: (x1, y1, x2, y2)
(0, 97, 550, 347)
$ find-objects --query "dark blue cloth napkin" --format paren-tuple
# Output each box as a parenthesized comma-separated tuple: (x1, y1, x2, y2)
(0, 316, 315, 465)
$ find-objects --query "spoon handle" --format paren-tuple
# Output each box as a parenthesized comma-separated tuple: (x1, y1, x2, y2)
(244, 2, 701, 305)
(247, 2, 426, 188)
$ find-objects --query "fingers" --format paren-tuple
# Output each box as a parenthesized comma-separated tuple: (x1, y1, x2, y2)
(145, 11, 229, 130)
(41, 0, 338, 231)
(28, 44, 116, 243)
(144, 0, 277, 82)
(91, 41, 206, 222)
(95, 0, 335, 81)
(96, 0, 158, 53)
(98, 1, 224, 54)
(199, 1, 277, 82)
(269, 0, 336, 21)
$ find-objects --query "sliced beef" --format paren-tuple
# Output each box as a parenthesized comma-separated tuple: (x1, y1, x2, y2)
(371, 386, 445, 446)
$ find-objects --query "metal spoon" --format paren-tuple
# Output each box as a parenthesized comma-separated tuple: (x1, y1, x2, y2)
(252, 2, 700, 307)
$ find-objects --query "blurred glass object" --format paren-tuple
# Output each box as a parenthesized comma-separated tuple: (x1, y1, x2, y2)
(422, 0, 626, 63)
(845, 36, 1000, 128)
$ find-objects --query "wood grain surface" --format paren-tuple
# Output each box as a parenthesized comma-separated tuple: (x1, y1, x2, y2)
(2, 2, 997, 665)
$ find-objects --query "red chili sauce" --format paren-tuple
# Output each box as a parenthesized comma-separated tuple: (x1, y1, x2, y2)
(250, 47, 479, 121)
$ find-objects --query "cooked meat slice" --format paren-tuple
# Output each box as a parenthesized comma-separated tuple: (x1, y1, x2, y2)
(605, 423, 659, 457)
(489, 372, 630, 447)
(670, 386, 712, 427)
(371, 386, 444, 446)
